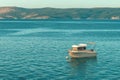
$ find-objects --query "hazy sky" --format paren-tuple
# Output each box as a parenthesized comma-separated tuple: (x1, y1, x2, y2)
(0, 0, 119, 8)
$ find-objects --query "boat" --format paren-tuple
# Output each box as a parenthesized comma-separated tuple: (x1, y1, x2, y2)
(68, 42, 96, 58)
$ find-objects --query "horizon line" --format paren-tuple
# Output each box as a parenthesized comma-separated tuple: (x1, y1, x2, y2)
(0, 6, 120, 9)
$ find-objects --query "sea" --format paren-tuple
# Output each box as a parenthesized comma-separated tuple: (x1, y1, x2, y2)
(0, 20, 119, 80)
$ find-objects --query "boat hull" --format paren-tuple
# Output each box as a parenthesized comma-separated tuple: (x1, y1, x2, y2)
(69, 50, 96, 58)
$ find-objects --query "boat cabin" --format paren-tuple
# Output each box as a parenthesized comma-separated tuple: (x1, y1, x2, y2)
(69, 43, 96, 58)
(72, 44, 87, 51)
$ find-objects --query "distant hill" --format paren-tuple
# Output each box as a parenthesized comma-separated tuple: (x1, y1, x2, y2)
(0, 7, 120, 20)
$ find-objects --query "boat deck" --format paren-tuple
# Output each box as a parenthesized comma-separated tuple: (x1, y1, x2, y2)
(69, 50, 96, 54)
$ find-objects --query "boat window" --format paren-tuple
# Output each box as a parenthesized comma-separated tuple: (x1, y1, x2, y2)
(78, 47, 86, 50)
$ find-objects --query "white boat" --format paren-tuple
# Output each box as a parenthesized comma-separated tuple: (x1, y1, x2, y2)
(68, 42, 96, 58)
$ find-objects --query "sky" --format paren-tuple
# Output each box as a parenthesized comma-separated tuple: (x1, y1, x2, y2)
(0, 0, 119, 8)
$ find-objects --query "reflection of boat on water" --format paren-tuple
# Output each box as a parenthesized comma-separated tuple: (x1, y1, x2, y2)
(68, 42, 96, 58)
(66, 43, 97, 79)
(70, 57, 97, 67)
(69, 57, 97, 77)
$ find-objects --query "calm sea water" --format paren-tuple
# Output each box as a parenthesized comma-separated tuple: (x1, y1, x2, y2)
(0, 20, 120, 80)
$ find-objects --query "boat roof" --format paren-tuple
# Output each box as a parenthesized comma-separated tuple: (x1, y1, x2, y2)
(72, 45, 79, 47)
(79, 44, 87, 47)
(72, 44, 87, 47)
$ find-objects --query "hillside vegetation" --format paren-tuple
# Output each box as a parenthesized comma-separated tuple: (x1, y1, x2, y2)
(0, 7, 120, 19)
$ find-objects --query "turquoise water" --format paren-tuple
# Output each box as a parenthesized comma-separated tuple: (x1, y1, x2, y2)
(0, 20, 120, 80)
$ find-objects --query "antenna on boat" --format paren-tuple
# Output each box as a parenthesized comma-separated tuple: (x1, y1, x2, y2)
(87, 42, 96, 50)
(87, 42, 96, 44)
